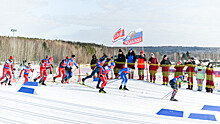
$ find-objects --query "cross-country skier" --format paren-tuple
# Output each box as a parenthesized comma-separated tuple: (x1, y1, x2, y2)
(53, 56, 69, 83)
(0, 56, 14, 86)
(118, 67, 135, 90)
(169, 74, 188, 101)
(19, 63, 34, 84)
(82, 54, 107, 87)
(99, 62, 115, 93)
(63, 55, 79, 83)
(34, 57, 53, 85)
(96, 56, 114, 88)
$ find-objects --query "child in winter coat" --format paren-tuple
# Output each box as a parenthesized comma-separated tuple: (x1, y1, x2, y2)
(195, 62, 206, 91)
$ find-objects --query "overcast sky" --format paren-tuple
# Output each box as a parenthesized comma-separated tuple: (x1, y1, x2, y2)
(1, 0, 220, 47)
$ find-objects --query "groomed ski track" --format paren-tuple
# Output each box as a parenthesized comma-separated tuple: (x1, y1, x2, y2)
(0, 79, 219, 124)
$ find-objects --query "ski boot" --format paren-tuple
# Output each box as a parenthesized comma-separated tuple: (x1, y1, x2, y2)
(39, 79, 42, 84)
(119, 85, 122, 90)
(33, 78, 37, 82)
(53, 77, 56, 82)
(82, 78, 85, 85)
(61, 80, 64, 84)
(99, 88, 106, 93)
(8, 81, 12, 86)
(170, 97, 178, 101)
(96, 85, 100, 89)
(41, 81, 46, 86)
(123, 86, 129, 90)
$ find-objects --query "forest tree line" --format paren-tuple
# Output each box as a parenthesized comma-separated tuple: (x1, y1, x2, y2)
(0, 36, 219, 66)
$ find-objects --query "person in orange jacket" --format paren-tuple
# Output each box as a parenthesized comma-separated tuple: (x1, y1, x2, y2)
(137, 51, 146, 80)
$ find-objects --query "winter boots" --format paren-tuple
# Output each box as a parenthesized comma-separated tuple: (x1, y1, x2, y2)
(142, 75, 144, 81)
(138, 75, 142, 80)
(138, 75, 144, 80)
(99, 88, 106, 93)
(170, 97, 178, 101)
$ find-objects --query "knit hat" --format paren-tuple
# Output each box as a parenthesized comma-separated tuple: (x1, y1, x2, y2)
(119, 49, 122, 52)
(129, 47, 132, 51)
(163, 55, 167, 58)
(140, 50, 144, 54)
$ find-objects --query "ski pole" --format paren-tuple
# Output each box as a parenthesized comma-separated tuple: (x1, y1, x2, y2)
(161, 91, 173, 100)
(108, 79, 120, 84)
(15, 77, 21, 86)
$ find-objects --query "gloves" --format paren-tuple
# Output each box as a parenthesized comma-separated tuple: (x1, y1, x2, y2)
(19, 75, 21, 77)
(51, 64, 54, 68)
(76, 66, 79, 69)
(12, 71, 14, 74)
(50, 71, 52, 74)
(100, 74, 103, 77)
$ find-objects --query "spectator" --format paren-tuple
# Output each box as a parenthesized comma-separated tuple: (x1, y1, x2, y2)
(137, 51, 146, 80)
(90, 54, 98, 70)
(206, 63, 214, 93)
(160, 55, 171, 85)
(174, 60, 185, 87)
(195, 62, 206, 91)
(148, 53, 159, 83)
(114, 49, 126, 78)
(126, 47, 136, 79)
(186, 57, 195, 90)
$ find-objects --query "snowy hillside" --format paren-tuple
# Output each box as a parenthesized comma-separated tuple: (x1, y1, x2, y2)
(1, 77, 220, 124)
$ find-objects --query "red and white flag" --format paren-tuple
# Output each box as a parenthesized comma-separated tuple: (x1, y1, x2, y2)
(112, 28, 125, 43)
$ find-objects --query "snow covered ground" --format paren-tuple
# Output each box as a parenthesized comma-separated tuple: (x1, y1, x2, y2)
(1, 77, 220, 124)
(0, 64, 220, 123)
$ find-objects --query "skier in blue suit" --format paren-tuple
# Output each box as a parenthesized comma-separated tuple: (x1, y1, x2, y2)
(118, 67, 135, 90)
